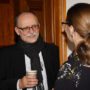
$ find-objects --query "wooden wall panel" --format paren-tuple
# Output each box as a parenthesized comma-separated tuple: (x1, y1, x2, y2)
(27, 0, 42, 10)
(43, 0, 54, 43)
(19, 0, 29, 12)
(54, 0, 67, 65)
(33, 11, 44, 39)
(44, 0, 52, 42)
(0, 1, 14, 47)
(43, 0, 67, 65)
(0, 0, 9, 3)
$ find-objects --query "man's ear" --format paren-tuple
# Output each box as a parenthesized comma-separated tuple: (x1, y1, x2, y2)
(15, 27, 20, 36)
(69, 25, 75, 35)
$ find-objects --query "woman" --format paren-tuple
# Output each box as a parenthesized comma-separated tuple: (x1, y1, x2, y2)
(54, 3, 90, 90)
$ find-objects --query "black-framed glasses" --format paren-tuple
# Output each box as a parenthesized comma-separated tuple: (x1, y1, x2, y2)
(17, 24, 39, 32)
(61, 21, 69, 25)
(61, 21, 69, 36)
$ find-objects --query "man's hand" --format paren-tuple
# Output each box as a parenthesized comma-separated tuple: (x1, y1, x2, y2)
(52, 88, 54, 90)
(19, 75, 38, 89)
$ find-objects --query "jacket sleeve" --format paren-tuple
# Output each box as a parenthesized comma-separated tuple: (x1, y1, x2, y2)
(0, 48, 18, 90)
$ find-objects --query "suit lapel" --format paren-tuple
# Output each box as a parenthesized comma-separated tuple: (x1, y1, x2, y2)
(12, 45, 26, 77)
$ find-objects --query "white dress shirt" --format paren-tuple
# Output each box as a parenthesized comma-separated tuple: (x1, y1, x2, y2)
(17, 51, 48, 90)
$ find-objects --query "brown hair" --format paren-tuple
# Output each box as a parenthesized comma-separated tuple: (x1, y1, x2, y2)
(66, 3, 90, 64)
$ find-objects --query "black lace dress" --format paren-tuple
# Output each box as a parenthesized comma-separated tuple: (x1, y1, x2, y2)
(54, 53, 90, 90)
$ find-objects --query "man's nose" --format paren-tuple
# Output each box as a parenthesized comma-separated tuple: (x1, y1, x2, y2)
(28, 27, 34, 33)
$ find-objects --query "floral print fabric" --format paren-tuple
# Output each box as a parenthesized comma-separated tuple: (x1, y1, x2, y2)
(57, 53, 83, 88)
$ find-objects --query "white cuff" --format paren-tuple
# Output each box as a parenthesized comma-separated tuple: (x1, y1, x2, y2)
(17, 79, 22, 90)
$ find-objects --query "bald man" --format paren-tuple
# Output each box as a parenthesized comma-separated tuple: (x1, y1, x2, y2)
(0, 12, 59, 90)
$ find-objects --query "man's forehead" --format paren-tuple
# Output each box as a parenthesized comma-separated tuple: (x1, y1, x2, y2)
(17, 13, 38, 24)
(19, 13, 36, 19)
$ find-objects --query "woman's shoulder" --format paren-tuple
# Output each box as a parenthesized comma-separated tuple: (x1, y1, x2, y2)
(57, 53, 82, 79)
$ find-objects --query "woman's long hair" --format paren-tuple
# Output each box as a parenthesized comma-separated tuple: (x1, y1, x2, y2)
(66, 3, 90, 64)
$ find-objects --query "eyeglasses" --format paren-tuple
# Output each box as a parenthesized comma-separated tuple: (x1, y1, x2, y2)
(61, 21, 69, 29)
(61, 21, 69, 25)
(61, 21, 69, 36)
(17, 24, 39, 32)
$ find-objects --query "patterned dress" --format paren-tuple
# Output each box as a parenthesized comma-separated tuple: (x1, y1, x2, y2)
(54, 53, 90, 90)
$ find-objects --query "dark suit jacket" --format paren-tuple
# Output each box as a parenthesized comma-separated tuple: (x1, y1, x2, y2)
(0, 43, 59, 90)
